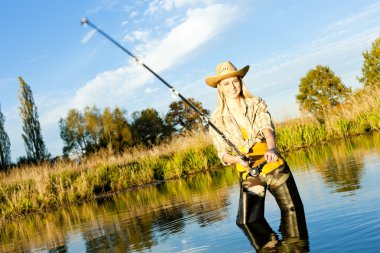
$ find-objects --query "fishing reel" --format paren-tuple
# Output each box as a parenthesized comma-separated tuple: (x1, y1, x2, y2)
(245, 158, 267, 177)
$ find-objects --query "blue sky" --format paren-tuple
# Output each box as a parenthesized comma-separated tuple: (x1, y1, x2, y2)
(1, 0, 380, 161)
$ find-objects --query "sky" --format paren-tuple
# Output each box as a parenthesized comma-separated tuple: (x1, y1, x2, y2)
(1, 0, 380, 161)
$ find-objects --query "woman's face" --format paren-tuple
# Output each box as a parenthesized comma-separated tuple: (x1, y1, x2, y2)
(219, 76, 241, 99)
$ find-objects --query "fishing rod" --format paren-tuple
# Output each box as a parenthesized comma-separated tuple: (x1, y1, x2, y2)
(80, 17, 265, 176)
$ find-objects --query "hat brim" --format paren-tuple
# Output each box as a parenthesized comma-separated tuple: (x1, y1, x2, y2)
(205, 65, 250, 88)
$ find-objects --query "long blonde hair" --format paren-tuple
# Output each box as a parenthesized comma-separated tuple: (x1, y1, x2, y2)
(214, 77, 254, 116)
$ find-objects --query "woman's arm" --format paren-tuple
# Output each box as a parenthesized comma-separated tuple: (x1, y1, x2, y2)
(221, 153, 249, 167)
(262, 128, 279, 163)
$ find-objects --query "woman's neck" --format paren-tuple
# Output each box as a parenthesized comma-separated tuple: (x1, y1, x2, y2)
(226, 97, 243, 111)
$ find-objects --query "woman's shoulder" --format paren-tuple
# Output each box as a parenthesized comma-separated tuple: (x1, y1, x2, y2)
(210, 110, 222, 122)
(245, 96, 267, 106)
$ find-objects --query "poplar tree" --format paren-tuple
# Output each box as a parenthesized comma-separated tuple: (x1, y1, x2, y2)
(0, 105, 11, 169)
(18, 77, 49, 162)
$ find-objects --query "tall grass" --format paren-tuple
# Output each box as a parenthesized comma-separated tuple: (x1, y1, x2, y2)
(0, 86, 378, 221)
(0, 132, 218, 221)
(276, 86, 380, 151)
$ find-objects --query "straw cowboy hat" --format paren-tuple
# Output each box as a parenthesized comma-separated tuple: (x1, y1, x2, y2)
(205, 61, 249, 88)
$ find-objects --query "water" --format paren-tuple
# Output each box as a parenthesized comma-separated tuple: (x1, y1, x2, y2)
(1, 133, 380, 252)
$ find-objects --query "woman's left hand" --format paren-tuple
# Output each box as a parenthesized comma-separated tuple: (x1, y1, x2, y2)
(264, 148, 279, 163)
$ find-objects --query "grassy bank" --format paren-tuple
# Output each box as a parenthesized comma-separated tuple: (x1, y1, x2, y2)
(0, 86, 379, 222)
(276, 86, 380, 151)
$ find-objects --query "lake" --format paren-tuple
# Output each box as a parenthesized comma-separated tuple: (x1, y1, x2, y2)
(1, 133, 379, 252)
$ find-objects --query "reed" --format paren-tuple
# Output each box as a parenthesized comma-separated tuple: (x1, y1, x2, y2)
(276, 86, 380, 151)
(0, 85, 378, 221)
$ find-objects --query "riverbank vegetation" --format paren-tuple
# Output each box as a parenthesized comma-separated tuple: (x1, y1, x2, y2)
(0, 37, 379, 222)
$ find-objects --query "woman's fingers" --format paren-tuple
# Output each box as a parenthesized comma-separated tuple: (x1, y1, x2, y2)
(265, 151, 278, 163)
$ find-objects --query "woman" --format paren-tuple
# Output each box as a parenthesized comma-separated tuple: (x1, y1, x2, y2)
(205, 61, 308, 250)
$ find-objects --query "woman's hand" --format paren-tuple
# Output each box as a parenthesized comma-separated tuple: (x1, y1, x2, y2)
(264, 148, 279, 163)
(236, 156, 250, 167)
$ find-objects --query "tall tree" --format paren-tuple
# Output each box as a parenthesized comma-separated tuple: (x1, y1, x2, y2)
(358, 37, 380, 88)
(296, 65, 352, 123)
(0, 105, 11, 169)
(83, 106, 102, 150)
(59, 109, 87, 156)
(165, 98, 210, 133)
(100, 107, 133, 153)
(18, 77, 49, 162)
(131, 108, 173, 146)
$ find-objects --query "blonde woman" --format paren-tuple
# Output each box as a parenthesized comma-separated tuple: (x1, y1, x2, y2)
(206, 61, 308, 250)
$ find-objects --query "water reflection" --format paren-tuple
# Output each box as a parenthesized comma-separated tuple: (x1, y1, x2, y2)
(286, 133, 380, 194)
(0, 168, 238, 252)
(0, 133, 379, 252)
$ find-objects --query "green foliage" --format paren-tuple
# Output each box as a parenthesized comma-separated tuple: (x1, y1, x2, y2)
(165, 98, 210, 133)
(0, 104, 11, 169)
(358, 37, 380, 88)
(100, 107, 133, 154)
(276, 120, 329, 152)
(296, 65, 352, 123)
(131, 108, 173, 146)
(59, 109, 87, 155)
(17, 77, 50, 163)
(83, 106, 102, 150)
(60, 106, 133, 156)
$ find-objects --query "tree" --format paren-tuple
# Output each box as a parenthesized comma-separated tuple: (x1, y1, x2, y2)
(18, 77, 49, 162)
(100, 107, 133, 153)
(296, 65, 352, 123)
(165, 98, 210, 133)
(131, 108, 173, 146)
(83, 106, 102, 150)
(0, 105, 11, 169)
(60, 106, 134, 156)
(59, 109, 87, 156)
(358, 37, 380, 88)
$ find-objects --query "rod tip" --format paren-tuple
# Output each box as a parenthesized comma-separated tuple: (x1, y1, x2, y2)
(81, 17, 88, 27)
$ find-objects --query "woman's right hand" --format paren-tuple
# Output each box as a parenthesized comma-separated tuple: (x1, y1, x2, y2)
(235, 156, 250, 168)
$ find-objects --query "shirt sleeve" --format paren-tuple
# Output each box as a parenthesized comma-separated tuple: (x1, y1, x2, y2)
(255, 98, 275, 133)
(209, 116, 232, 166)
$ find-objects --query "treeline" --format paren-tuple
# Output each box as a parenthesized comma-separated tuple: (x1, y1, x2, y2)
(0, 81, 209, 168)
(59, 98, 209, 157)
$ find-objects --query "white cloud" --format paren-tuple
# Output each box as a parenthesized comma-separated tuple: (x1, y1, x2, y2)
(325, 1, 380, 33)
(69, 3, 238, 110)
(246, 26, 380, 120)
(146, 0, 215, 14)
(165, 15, 185, 27)
(123, 30, 150, 43)
(81, 29, 96, 44)
(129, 10, 138, 18)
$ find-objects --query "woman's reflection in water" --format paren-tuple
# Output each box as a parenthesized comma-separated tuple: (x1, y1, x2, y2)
(236, 166, 309, 252)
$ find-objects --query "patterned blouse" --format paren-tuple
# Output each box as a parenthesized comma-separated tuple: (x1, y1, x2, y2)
(209, 96, 274, 165)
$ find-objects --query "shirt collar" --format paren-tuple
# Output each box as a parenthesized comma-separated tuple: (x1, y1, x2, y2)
(221, 97, 250, 117)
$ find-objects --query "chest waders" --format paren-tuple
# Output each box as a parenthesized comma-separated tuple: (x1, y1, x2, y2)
(236, 164, 309, 251)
